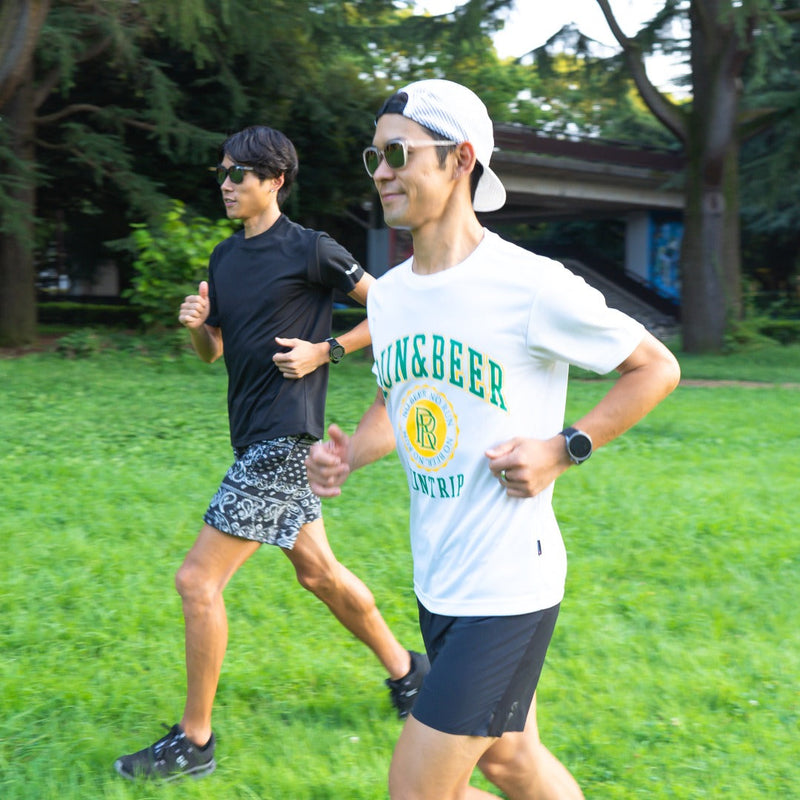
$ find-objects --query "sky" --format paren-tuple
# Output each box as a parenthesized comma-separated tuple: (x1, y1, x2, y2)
(414, 0, 688, 93)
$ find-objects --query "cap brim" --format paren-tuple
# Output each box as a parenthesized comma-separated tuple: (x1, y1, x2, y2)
(473, 165, 506, 212)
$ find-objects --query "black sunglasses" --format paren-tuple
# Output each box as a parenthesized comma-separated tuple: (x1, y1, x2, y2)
(211, 164, 256, 185)
(362, 138, 456, 177)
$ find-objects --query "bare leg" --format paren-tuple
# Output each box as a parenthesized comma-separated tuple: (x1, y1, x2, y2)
(389, 715, 497, 799)
(477, 695, 584, 800)
(386, 694, 583, 800)
(175, 524, 260, 746)
(283, 518, 411, 680)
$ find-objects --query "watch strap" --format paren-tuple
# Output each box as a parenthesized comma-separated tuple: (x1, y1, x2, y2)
(325, 337, 345, 363)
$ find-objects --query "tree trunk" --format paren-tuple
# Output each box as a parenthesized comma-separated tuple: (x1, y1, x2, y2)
(680, 0, 745, 353)
(0, 61, 37, 347)
(680, 139, 742, 352)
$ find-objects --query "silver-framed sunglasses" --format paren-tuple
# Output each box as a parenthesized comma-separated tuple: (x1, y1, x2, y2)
(362, 139, 456, 177)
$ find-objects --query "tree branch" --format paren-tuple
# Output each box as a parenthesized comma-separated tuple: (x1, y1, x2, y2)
(594, 0, 688, 143)
(35, 103, 158, 132)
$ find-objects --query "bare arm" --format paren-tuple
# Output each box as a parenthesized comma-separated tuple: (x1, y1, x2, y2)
(486, 331, 681, 497)
(273, 272, 375, 379)
(569, 330, 681, 447)
(178, 281, 223, 363)
(305, 389, 395, 497)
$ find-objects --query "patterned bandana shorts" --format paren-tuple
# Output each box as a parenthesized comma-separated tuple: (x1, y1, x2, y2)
(203, 436, 322, 549)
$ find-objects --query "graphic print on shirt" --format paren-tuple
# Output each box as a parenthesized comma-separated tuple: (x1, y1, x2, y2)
(374, 333, 507, 410)
(398, 383, 464, 499)
(398, 384, 459, 471)
(375, 333, 508, 501)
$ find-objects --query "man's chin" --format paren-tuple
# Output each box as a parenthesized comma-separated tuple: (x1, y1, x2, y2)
(382, 209, 411, 231)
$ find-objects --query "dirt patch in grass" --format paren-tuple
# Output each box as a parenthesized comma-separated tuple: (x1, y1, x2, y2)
(0, 334, 63, 359)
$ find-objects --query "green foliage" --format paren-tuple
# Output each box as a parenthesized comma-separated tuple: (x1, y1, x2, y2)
(0, 349, 798, 798)
(739, 2, 800, 296)
(723, 283, 800, 350)
(516, 24, 684, 145)
(122, 199, 235, 329)
(53, 328, 108, 358)
(50, 326, 191, 358)
(37, 301, 140, 327)
(726, 314, 800, 349)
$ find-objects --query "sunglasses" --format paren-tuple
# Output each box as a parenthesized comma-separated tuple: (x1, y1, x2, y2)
(362, 139, 456, 177)
(211, 163, 256, 185)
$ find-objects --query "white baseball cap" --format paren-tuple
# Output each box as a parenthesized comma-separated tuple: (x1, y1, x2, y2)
(375, 79, 507, 213)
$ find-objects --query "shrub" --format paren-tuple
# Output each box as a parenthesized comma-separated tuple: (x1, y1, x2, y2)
(38, 301, 140, 327)
(54, 329, 108, 358)
(123, 200, 236, 329)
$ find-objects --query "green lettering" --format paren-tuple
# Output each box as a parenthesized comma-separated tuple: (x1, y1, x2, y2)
(380, 344, 393, 389)
(432, 335, 445, 380)
(468, 347, 485, 399)
(394, 336, 409, 383)
(489, 359, 506, 410)
(449, 339, 463, 388)
(412, 334, 427, 377)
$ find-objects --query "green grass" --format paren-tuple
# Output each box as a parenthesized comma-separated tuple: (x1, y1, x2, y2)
(1, 340, 798, 799)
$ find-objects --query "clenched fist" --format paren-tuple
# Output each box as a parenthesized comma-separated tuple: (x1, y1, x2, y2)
(179, 281, 210, 329)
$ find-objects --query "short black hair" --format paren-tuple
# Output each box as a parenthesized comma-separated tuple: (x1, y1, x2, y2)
(220, 126, 298, 205)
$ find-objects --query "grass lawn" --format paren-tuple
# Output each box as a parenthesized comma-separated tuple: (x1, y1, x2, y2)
(0, 338, 798, 799)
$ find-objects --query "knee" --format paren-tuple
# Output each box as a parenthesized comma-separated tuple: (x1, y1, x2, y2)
(478, 742, 531, 788)
(175, 560, 217, 608)
(294, 561, 339, 599)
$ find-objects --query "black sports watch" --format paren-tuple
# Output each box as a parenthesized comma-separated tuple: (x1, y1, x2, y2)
(559, 427, 593, 465)
(326, 337, 345, 364)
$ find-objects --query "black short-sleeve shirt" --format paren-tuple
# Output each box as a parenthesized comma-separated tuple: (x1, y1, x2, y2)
(206, 214, 364, 447)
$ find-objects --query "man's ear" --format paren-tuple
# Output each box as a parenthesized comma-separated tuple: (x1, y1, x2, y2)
(453, 141, 478, 177)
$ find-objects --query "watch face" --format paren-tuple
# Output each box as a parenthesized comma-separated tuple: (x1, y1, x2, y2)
(568, 433, 592, 460)
(329, 340, 345, 362)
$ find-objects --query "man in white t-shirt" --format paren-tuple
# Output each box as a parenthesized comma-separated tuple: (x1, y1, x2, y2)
(306, 80, 681, 799)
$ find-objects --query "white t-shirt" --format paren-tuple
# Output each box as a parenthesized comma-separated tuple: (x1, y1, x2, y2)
(368, 230, 644, 616)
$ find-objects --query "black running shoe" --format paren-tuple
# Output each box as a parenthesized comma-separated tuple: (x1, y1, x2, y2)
(114, 724, 216, 782)
(386, 650, 430, 719)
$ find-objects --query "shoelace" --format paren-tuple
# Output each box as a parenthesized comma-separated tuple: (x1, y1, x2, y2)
(152, 725, 182, 756)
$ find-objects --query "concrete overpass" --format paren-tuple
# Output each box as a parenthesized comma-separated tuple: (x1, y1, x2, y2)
(484, 123, 684, 222)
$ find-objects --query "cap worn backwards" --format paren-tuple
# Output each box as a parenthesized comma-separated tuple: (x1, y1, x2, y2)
(375, 79, 506, 213)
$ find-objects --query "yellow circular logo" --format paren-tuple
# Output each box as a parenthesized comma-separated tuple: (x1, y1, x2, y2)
(398, 385, 458, 471)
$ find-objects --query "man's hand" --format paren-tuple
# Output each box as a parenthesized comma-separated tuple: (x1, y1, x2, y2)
(485, 436, 571, 498)
(179, 281, 211, 329)
(273, 337, 328, 379)
(305, 424, 352, 497)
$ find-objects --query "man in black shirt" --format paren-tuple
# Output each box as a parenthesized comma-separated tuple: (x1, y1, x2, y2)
(114, 126, 427, 782)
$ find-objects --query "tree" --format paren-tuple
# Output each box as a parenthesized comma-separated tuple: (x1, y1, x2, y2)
(0, 0, 221, 346)
(595, 0, 796, 352)
(0, 0, 50, 346)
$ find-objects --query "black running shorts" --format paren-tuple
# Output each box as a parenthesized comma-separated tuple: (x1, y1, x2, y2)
(203, 436, 321, 549)
(411, 601, 560, 737)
